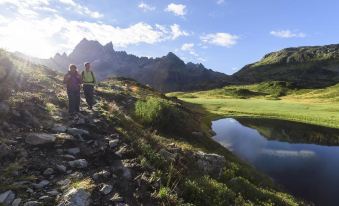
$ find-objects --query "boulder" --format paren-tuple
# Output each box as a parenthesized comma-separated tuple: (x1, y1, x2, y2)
(108, 139, 119, 148)
(68, 159, 88, 169)
(194, 151, 226, 177)
(0, 102, 10, 117)
(32, 180, 49, 189)
(23, 201, 42, 206)
(25, 133, 56, 145)
(99, 184, 113, 195)
(43, 168, 54, 176)
(58, 188, 91, 206)
(92, 170, 111, 180)
(56, 164, 67, 173)
(11, 198, 21, 206)
(0, 190, 15, 206)
(67, 148, 80, 155)
(0, 143, 10, 159)
(67, 128, 89, 136)
(52, 124, 67, 133)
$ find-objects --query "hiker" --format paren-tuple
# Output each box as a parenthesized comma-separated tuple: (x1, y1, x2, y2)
(63, 64, 82, 114)
(82, 62, 96, 110)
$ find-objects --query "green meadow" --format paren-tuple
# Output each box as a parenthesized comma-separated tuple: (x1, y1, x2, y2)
(168, 81, 339, 129)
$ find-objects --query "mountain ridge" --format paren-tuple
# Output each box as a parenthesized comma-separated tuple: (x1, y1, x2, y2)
(35, 38, 231, 92)
(234, 43, 339, 88)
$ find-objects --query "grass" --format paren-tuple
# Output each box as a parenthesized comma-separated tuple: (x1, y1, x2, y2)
(168, 82, 339, 129)
(69, 178, 95, 191)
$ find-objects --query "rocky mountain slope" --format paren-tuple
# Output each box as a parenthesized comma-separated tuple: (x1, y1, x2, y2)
(0, 49, 306, 205)
(234, 44, 339, 88)
(33, 39, 230, 92)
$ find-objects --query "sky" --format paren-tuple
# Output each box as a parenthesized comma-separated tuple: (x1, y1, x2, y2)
(1, 0, 339, 74)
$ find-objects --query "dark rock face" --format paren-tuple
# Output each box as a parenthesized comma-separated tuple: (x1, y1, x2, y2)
(39, 38, 230, 92)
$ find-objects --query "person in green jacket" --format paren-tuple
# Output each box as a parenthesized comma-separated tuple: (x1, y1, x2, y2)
(81, 62, 96, 110)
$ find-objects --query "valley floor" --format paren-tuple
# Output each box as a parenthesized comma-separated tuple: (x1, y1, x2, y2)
(168, 82, 339, 129)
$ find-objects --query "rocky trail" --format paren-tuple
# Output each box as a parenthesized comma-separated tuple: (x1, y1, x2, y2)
(0, 98, 161, 206)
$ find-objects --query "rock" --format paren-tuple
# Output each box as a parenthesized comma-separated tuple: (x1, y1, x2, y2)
(110, 193, 123, 202)
(68, 159, 88, 169)
(100, 184, 113, 195)
(39, 195, 52, 201)
(108, 139, 119, 148)
(92, 170, 111, 180)
(57, 179, 71, 187)
(0, 143, 10, 159)
(23, 201, 41, 206)
(67, 128, 89, 136)
(67, 148, 80, 155)
(69, 172, 83, 179)
(26, 188, 33, 194)
(0, 102, 10, 116)
(43, 168, 54, 176)
(0, 190, 15, 206)
(56, 164, 67, 173)
(32, 180, 49, 189)
(58, 188, 91, 206)
(47, 190, 59, 196)
(11, 110, 20, 117)
(11, 198, 21, 206)
(194, 151, 226, 177)
(52, 124, 67, 133)
(55, 133, 75, 141)
(62, 154, 76, 160)
(25, 133, 56, 145)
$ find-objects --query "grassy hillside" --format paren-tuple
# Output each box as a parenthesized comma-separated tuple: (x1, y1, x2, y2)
(0, 51, 305, 205)
(168, 81, 339, 129)
(233, 44, 339, 88)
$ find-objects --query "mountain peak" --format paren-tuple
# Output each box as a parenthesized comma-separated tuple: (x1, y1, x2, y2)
(104, 42, 114, 52)
(165, 52, 182, 61)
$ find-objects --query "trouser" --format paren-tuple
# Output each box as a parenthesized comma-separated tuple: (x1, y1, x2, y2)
(83, 84, 94, 108)
(67, 89, 80, 113)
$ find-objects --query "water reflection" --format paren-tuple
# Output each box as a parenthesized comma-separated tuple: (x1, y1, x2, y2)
(212, 118, 339, 206)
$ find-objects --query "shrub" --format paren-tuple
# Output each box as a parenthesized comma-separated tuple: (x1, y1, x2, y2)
(182, 176, 236, 206)
(135, 97, 188, 135)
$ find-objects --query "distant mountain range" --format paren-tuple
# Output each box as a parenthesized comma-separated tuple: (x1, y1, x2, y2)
(33, 38, 231, 92)
(233, 44, 339, 88)
(20, 40, 339, 92)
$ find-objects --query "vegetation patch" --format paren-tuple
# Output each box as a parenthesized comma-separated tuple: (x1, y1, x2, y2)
(134, 96, 191, 135)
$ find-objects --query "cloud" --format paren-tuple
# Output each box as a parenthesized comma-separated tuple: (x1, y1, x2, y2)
(217, 0, 225, 4)
(270, 30, 306, 38)
(138, 2, 155, 12)
(181, 43, 194, 51)
(0, 0, 103, 19)
(0, 0, 50, 17)
(201, 32, 239, 47)
(58, 0, 103, 18)
(170, 24, 189, 39)
(0, 13, 188, 58)
(165, 3, 187, 16)
(181, 43, 198, 56)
